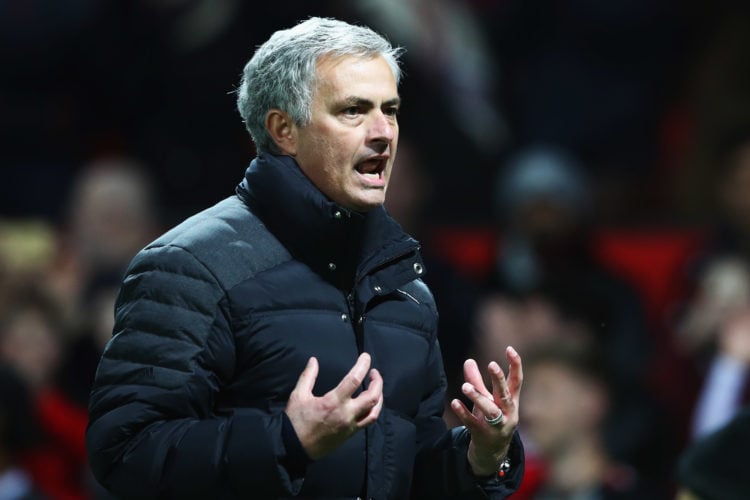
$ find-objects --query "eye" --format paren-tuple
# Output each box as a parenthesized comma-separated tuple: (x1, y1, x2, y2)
(342, 106, 360, 116)
(384, 106, 400, 117)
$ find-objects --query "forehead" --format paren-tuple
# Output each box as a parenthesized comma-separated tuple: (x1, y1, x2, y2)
(313, 54, 398, 99)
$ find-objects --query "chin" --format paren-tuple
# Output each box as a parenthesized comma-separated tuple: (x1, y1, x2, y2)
(346, 194, 385, 212)
(363, 198, 386, 211)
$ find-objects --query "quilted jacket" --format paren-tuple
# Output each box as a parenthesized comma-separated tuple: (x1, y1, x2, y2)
(86, 153, 523, 499)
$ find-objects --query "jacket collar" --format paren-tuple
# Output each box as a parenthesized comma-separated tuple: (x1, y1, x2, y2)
(236, 153, 421, 288)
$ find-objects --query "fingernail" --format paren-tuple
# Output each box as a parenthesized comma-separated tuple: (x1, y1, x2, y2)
(462, 382, 473, 394)
(507, 346, 517, 357)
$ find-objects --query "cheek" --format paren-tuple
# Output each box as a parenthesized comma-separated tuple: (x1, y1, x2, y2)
(310, 130, 347, 169)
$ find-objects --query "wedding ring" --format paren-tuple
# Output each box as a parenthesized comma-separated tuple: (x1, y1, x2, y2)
(485, 412, 504, 426)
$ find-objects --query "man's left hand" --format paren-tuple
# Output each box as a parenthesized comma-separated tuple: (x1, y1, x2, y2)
(450, 346, 523, 476)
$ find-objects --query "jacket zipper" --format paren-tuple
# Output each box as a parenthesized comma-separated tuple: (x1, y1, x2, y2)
(345, 289, 370, 499)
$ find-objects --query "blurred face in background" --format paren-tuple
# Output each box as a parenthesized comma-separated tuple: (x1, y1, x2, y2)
(521, 360, 607, 457)
(0, 307, 62, 390)
(68, 161, 157, 270)
(474, 294, 563, 367)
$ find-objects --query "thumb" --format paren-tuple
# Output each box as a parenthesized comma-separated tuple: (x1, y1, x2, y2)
(292, 357, 319, 395)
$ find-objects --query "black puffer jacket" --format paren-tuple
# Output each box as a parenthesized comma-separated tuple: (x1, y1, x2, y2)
(86, 154, 523, 499)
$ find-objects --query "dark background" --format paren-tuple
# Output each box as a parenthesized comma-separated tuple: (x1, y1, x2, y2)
(4, 0, 748, 229)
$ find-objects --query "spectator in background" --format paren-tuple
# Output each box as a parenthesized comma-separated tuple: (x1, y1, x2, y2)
(0, 164, 140, 500)
(471, 289, 668, 489)
(0, 284, 90, 500)
(0, 285, 64, 392)
(673, 258, 750, 443)
(516, 340, 659, 500)
(487, 145, 649, 387)
(64, 158, 158, 271)
(477, 144, 666, 477)
(0, 365, 46, 500)
(670, 127, 750, 442)
(49, 157, 160, 327)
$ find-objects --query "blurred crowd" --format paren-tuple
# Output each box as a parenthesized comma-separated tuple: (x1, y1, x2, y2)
(3, 1, 750, 499)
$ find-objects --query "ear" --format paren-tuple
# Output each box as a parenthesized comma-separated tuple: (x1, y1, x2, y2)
(265, 109, 297, 155)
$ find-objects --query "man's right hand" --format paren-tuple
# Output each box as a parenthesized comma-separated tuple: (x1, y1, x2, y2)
(285, 352, 383, 460)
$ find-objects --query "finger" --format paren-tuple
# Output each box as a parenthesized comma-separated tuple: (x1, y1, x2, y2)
(358, 392, 384, 427)
(353, 368, 383, 421)
(488, 361, 511, 407)
(506, 346, 524, 399)
(358, 374, 384, 427)
(366, 367, 383, 398)
(461, 382, 501, 422)
(293, 357, 319, 395)
(334, 352, 371, 401)
(463, 358, 491, 399)
(449, 398, 478, 429)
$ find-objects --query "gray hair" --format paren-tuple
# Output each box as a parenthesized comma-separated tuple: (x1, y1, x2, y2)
(236, 17, 404, 154)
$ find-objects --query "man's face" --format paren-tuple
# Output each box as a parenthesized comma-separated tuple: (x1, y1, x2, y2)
(293, 54, 400, 212)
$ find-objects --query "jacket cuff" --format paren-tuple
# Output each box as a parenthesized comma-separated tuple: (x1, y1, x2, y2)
(225, 412, 307, 496)
(280, 411, 313, 479)
(451, 427, 525, 499)
(474, 430, 525, 497)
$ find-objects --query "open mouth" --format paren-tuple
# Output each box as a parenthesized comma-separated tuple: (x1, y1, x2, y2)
(355, 157, 387, 183)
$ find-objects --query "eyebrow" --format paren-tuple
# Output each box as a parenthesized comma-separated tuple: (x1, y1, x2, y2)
(340, 96, 402, 108)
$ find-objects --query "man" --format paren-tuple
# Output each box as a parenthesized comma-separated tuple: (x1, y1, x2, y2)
(86, 17, 524, 499)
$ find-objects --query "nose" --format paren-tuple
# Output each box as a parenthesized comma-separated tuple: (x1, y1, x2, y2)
(367, 110, 396, 146)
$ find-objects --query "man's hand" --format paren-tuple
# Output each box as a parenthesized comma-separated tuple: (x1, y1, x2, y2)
(450, 346, 523, 476)
(285, 353, 384, 460)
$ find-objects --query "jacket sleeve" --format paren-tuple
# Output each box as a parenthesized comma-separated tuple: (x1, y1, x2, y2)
(411, 338, 524, 499)
(86, 244, 304, 499)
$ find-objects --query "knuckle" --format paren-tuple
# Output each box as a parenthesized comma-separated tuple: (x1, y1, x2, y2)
(348, 373, 363, 388)
(321, 396, 339, 414)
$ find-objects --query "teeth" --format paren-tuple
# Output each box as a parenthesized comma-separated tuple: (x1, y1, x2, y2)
(357, 165, 380, 175)
(358, 159, 384, 173)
